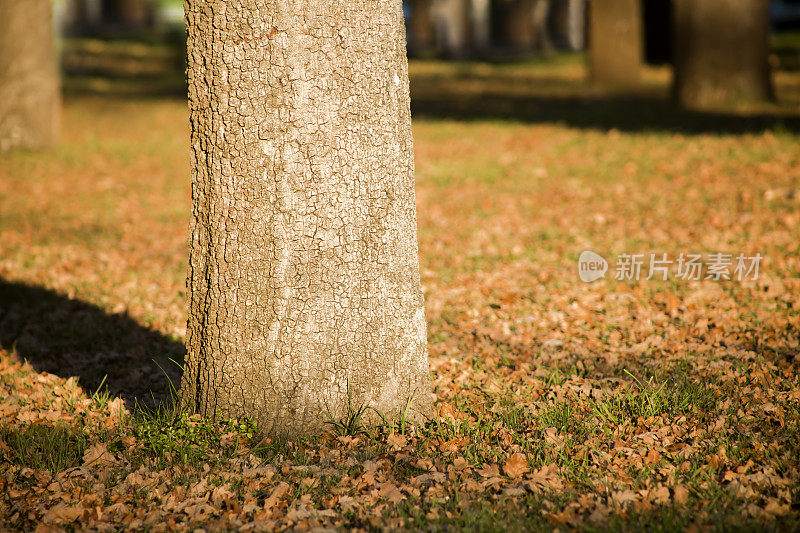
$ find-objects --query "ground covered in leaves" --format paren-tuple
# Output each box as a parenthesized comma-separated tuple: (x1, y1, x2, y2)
(1, 53, 800, 531)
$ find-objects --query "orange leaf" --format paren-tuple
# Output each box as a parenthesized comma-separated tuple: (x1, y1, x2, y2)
(503, 453, 529, 479)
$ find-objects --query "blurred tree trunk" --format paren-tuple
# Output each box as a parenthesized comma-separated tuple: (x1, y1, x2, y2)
(433, 0, 472, 58)
(470, 0, 492, 54)
(63, 0, 103, 31)
(588, 0, 642, 84)
(549, 0, 585, 51)
(103, 0, 152, 27)
(492, 0, 536, 51)
(504, 0, 535, 50)
(181, 0, 433, 437)
(407, 0, 438, 56)
(0, 0, 59, 151)
(672, 0, 774, 109)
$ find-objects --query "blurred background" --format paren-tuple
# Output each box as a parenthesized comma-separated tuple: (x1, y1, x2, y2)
(47, 0, 800, 107)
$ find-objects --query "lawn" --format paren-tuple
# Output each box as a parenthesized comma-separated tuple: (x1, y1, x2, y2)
(1, 51, 799, 531)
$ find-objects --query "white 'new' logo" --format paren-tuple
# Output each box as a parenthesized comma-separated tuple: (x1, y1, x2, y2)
(578, 250, 608, 282)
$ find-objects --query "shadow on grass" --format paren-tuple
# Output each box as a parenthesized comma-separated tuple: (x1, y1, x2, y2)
(411, 89, 800, 135)
(0, 279, 184, 409)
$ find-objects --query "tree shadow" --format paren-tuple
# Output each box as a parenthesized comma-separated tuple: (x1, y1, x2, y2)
(410, 74, 800, 135)
(0, 279, 185, 409)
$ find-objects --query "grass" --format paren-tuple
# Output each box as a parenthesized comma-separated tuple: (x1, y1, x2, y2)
(1, 424, 89, 473)
(1, 38, 799, 530)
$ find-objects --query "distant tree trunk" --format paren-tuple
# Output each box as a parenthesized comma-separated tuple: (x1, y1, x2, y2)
(492, 0, 535, 51)
(0, 0, 60, 151)
(588, 0, 642, 84)
(532, 0, 553, 52)
(672, 0, 774, 109)
(63, 0, 103, 31)
(181, 1, 433, 437)
(470, 0, 492, 54)
(102, 0, 152, 27)
(549, 0, 584, 51)
(407, 0, 438, 56)
(433, 0, 472, 58)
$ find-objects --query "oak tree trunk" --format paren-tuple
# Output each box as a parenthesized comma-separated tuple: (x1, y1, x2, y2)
(672, 0, 774, 109)
(181, 1, 433, 437)
(588, 0, 642, 84)
(0, 0, 60, 151)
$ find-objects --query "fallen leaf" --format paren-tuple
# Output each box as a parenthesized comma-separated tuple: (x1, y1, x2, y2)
(674, 485, 690, 504)
(387, 433, 407, 450)
(503, 453, 529, 479)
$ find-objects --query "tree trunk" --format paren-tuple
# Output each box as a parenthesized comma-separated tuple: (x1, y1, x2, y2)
(492, 0, 535, 50)
(588, 0, 642, 84)
(102, 0, 152, 27)
(63, 0, 104, 31)
(549, 0, 585, 51)
(532, 0, 552, 52)
(433, 0, 472, 58)
(407, 0, 438, 57)
(672, 0, 774, 109)
(470, 0, 492, 54)
(0, 0, 60, 151)
(181, 1, 433, 437)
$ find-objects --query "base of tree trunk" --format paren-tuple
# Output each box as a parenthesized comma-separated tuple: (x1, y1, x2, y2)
(0, 0, 60, 151)
(181, 1, 434, 438)
(672, 0, 774, 110)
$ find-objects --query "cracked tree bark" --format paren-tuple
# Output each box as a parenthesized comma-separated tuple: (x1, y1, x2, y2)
(181, 1, 433, 437)
(0, 0, 60, 151)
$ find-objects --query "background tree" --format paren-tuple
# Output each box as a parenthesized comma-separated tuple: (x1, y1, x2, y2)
(490, 0, 552, 53)
(672, 0, 774, 109)
(588, 0, 642, 84)
(0, 0, 60, 151)
(102, 0, 153, 28)
(433, 0, 473, 58)
(469, 0, 492, 54)
(181, 1, 433, 437)
(407, 0, 438, 56)
(549, 0, 585, 51)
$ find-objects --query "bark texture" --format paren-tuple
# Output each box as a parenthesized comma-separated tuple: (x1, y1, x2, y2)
(673, 0, 774, 109)
(0, 0, 60, 151)
(182, 0, 433, 437)
(588, 0, 642, 84)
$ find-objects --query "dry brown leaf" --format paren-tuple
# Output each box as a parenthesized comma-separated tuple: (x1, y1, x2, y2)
(83, 443, 118, 468)
(674, 485, 690, 504)
(476, 463, 500, 478)
(503, 453, 529, 479)
(44, 504, 83, 524)
(387, 433, 407, 450)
